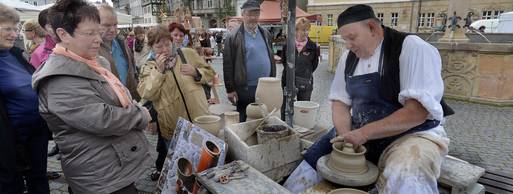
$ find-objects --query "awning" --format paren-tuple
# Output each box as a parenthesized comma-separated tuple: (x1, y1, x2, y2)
(230, 0, 318, 24)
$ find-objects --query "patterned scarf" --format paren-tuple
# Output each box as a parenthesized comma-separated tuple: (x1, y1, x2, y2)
(52, 44, 132, 108)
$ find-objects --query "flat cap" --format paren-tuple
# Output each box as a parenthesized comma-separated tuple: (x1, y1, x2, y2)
(241, 0, 261, 10)
(337, 4, 377, 28)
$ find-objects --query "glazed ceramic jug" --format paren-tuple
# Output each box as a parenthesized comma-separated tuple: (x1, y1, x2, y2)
(246, 103, 267, 120)
(255, 77, 283, 117)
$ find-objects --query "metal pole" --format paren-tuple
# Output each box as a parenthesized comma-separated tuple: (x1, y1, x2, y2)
(284, 0, 296, 126)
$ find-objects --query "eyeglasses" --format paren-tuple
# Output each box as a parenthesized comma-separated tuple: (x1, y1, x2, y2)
(74, 30, 103, 38)
(0, 27, 20, 34)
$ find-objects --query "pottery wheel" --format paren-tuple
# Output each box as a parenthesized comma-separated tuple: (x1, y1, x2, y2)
(317, 155, 379, 187)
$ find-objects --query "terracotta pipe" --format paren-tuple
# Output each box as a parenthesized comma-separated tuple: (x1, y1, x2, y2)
(177, 157, 195, 192)
(196, 140, 221, 173)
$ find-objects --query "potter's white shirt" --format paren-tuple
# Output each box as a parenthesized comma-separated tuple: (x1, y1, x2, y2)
(329, 35, 447, 137)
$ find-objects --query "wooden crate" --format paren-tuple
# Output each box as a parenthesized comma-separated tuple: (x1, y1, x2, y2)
(225, 116, 302, 181)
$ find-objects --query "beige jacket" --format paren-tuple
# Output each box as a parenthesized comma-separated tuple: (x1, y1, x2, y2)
(32, 54, 151, 194)
(137, 48, 215, 140)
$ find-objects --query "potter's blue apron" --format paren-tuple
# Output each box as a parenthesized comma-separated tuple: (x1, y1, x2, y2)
(303, 48, 440, 169)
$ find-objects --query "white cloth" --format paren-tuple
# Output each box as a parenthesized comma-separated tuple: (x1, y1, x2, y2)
(328, 35, 447, 138)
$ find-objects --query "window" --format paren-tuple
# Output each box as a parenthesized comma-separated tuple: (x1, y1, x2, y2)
(377, 13, 384, 23)
(198, 0, 203, 9)
(327, 14, 333, 26)
(391, 12, 398, 27)
(192, 0, 195, 9)
(426, 12, 435, 27)
(482, 11, 492, 19)
(494, 10, 504, 19)
(418, 13, 425, 27)
(207, 0, 212, 8)
(418, 12, 435, 27)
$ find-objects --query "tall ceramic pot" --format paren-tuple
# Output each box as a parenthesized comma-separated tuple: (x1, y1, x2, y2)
(255, 77, 283, 117)
(196, 140, 221, 173)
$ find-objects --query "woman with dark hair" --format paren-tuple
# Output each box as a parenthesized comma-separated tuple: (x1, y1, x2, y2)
(0, 3, 49, 194)
(137, 25, 215, 180)
(32, 0, 152, 193)
(133, 26, 150, 69)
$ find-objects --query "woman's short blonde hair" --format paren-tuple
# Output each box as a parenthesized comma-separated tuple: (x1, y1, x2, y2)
(296, 17, 311, 31)
(23, 19, 46, 37)
(0, 3, 20, 24)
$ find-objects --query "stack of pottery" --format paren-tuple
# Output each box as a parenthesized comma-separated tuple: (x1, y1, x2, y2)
(245, 103, 268, 121)
(255, 77, 282, 118)
(317, 142, 379, 187)
(193, 115, 222, 136)
(223, 111, 240, 126)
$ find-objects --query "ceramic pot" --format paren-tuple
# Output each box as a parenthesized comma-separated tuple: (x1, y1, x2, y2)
(328, 188, 369, 194)
(194, 115, 222, 136)
(223, 111, 240, 126)
(177, 157, 196, 192)
(256, 124, 290, 144)
(327, 143, 368, 174)
(245, 103, 267, 120)
(255, 77, 283, 117)
(196, 140, 221, 173)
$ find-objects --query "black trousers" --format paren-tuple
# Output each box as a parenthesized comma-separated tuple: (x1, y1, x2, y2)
(235, 86, 257, 122)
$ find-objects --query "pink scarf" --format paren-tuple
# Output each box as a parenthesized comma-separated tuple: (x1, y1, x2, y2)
(295, 39, 307, 51)
(52, 44, 131, 108)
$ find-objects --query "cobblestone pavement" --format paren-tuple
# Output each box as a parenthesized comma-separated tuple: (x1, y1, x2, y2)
(49, 49, 513, 193)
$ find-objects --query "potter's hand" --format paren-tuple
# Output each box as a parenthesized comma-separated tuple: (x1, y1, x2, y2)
(227, 92, 237, 104)
(180, 64, 198, 76)
(330, 129, 369, 147)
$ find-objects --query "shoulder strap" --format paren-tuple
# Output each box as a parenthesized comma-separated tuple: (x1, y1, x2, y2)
(172, 48, 192, 121)
(344, 51, 359, 81)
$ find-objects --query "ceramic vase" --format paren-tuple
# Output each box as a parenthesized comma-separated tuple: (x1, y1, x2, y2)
(327, 143, 368, 174)
(193, 115, 222, 136)
(196, 140, 221, 173)
(255, 77, 283, 117)
(245, 103, 267, 120)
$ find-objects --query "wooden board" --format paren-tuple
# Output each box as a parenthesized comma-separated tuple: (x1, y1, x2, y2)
(478, 170, 513, 194)
(196, 160, 291, 194)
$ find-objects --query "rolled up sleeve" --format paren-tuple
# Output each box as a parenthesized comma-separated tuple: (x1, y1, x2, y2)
(398, 36, 444, 121)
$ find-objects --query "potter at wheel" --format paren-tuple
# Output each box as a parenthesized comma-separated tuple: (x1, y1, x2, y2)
(317, 142, 378, 187)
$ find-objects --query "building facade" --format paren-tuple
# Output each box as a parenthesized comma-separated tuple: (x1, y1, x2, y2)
(171, 0, 236, 28)
(307, 0, 513, 32)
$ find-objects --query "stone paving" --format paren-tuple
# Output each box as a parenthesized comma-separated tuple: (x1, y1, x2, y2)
(48, 49, 513, 193)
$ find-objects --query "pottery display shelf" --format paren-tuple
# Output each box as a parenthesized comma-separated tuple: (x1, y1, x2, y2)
(317, 143, 379, 187)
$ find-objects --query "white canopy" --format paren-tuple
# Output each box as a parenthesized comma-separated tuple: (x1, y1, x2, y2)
(0, 0, 41, 22)
(3, 2, 134, 25)
(496, 11, 513, 33)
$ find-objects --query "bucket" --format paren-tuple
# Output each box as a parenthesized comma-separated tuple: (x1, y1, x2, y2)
(293, 101, 320, 129)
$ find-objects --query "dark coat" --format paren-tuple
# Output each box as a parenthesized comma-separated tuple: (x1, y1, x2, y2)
(281, 38, 320, 88)
(223, 23, 276, 93)
(0, 47, 35, 185)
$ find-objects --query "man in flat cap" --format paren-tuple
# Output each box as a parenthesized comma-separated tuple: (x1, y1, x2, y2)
(223, 0, 276, 121)
(284, 4, 452, 193)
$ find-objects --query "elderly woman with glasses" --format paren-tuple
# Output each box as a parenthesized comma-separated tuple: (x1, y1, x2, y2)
(22, 19, 46, 55)
(0, 3, 50, 194)
(32, 0, 152, 193)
